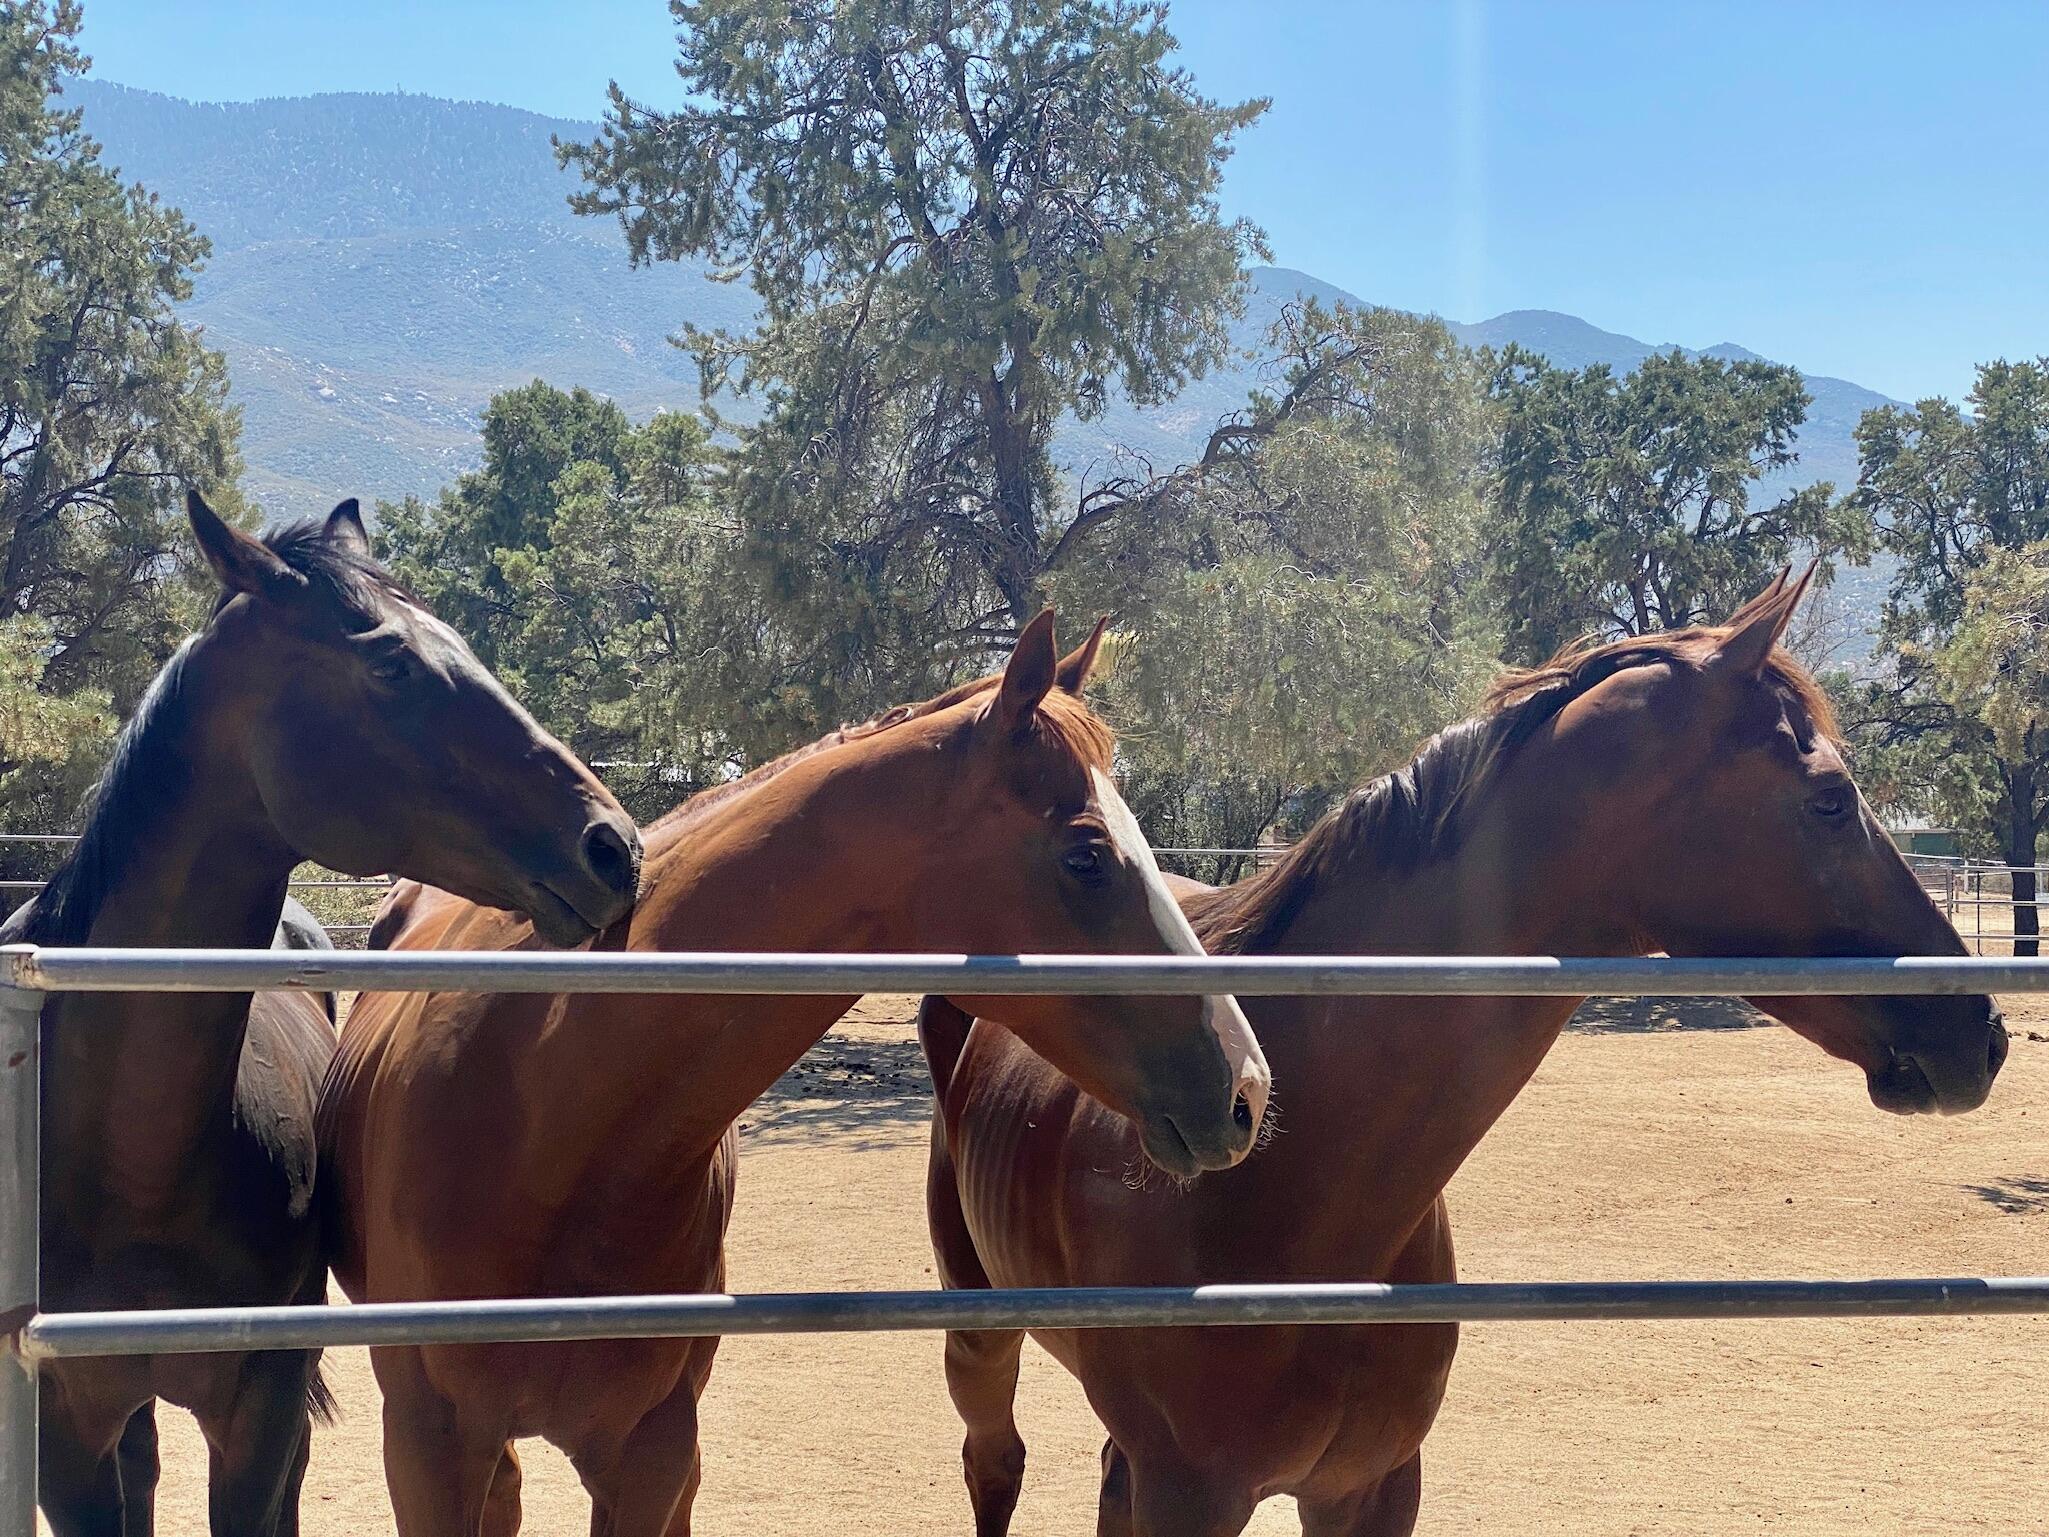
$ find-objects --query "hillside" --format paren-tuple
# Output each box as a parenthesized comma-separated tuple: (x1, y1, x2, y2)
(73, 80, 1901, 599)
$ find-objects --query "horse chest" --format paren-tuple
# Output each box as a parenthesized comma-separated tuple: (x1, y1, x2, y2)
(530, 1137, 736, 1297)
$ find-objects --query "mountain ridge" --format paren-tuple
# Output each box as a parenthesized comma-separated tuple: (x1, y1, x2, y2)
(70, 79, 1899, 535)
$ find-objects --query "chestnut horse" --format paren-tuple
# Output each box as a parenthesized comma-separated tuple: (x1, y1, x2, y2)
(922, 572, 2008, 1537)
(1, 493, 641, 1537)
(319, 612, 1270, 1537)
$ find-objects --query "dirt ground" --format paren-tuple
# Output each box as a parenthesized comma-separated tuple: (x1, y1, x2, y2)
(106, 994, 2049, 1535)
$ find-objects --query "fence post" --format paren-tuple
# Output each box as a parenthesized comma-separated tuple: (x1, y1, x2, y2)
(0, 966, 40, 1534)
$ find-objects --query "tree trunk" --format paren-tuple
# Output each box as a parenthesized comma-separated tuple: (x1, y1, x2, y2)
(986, 407, 1042, 627)
(2008, 770, 2039, 958)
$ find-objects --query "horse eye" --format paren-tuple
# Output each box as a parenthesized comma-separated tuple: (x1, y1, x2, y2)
(1063, 844, 1106, 882)
(367, 653, 412, 685)
(1809, 786, 1851, 819)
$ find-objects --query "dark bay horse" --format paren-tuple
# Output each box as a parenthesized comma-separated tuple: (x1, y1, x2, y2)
(319, 611, 1269, 1537)
(1, 492, 641, 1536)
(922, 571, 2008, 1537)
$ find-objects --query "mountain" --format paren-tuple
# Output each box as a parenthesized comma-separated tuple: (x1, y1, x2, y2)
(72, 81, 1902, 579)
(1446, 309, 1895, 495)
(70, 81, 753, 508)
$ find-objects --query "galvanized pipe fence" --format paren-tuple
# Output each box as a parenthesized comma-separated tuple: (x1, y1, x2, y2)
(5, 943, 2049, 1529)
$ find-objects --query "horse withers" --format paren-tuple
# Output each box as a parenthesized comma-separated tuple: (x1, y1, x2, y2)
(923, 568, 2006, 1537)
(4, 492, 641, 1537)
(320, 611, 1268, 1537)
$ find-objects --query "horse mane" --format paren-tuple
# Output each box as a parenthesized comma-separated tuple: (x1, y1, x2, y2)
(1191, 624, 1839, 954)
(642, 701, 930, 840)
(15, 516, 407, 947)
(643, 672, 1112, 844)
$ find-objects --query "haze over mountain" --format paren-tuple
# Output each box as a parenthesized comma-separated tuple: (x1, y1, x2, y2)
(73, 80, 1899, 544)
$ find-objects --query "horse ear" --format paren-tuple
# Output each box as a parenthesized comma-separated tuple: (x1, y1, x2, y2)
(187, 489, 302, 602)
(988, 609, 1059, 734)
(324, 498, 370, 556)
(1716, 561, 1816, 678)
(1054, 615, 1109, 695)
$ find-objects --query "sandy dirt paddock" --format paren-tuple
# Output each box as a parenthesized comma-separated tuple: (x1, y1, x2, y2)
(108, 996, 2049, 1535)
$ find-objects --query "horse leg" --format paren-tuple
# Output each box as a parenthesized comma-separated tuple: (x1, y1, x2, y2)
(196, 1350, 315, 1537)
(1123, 1446, 1256, 1537)
(927, 1094, 1028, 1537)
(1298, 1454, 1423, 1537)
(481, 1443, 524, 1537)
(569, 1376, 703, 1537)
(373, 1346, 507, 1537)
(117, 1402, 160, 1537)
(1096, 1439, 1134, 1537)
(35, 1368, 154, 1537)
(944, 1328, 1028, 1537)
(38, 1409, 127, 1537)
(270, 1423, 311, 1537)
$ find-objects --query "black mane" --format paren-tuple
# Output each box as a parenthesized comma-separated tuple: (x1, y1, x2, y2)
(11, 516, 400, 946)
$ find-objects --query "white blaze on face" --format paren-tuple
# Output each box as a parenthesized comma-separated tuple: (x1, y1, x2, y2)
(1089, 768, 1272, 1130)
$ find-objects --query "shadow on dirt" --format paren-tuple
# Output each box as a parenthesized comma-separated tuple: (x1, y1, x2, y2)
(742, 995, 1775, 1155)
(745, 1033, 934, 1151)
(1566, 995, 1769, 1034)
(1961, 1174, 2049, 1215)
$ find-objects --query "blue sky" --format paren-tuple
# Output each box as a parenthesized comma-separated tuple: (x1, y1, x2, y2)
(76, 0, 2049, 403)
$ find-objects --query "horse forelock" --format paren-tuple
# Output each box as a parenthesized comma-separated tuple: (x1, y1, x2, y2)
(1029, 688, 1116, 778)
(207, 515, 417, 633)
(1484, 623, 1842, 749)
(1197, 622, 1837, 955)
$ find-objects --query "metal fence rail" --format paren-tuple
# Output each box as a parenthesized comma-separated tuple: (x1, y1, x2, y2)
(23, 1276, 2049, 1358)
(5, 943, 2049, 1530)
(12, 945, 2049, 998)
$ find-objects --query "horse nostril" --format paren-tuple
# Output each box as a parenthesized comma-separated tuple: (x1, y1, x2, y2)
(581, 820, 638, 894)
(1233, 1093, 1254, 1131)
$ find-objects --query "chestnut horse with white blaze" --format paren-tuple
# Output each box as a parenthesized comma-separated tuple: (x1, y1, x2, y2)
(319, 612, 1268, 1537)
(922, 571, 2007, 1537)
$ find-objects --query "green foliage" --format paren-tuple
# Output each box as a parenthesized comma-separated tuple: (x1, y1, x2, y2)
(1937, 543, 2049, 764)
(1857, 360, 2049, 640)
(0, 614, 110, 824)
(1, 1, 241, 836)
(378, 384, 764, 817)
(1056, 302, 1500, 856)
(1487, 346, 1869, 663)
(559, 0, 1270, 720)
(379, 381, 636, 668)
(1848, 360, 2049, 926)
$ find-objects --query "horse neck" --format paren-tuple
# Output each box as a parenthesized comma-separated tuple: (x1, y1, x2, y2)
(585, 757, 935, 1164)
(43, 631, 300, 1213)
(1245, 777, 1641, 1268)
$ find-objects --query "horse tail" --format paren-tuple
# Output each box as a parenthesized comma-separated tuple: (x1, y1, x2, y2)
(306, 1361, 340, 1425)
(916, 994, 974, 1105)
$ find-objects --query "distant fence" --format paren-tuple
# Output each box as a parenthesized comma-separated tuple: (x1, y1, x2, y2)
(1903, 855, 2049, 956)
(0, 834, 387, 942)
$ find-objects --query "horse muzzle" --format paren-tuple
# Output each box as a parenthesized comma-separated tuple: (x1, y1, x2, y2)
(1867, 1010, 2008, 1116)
